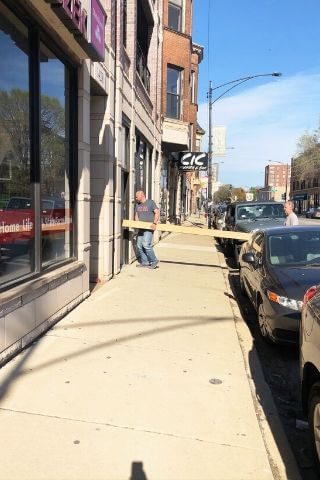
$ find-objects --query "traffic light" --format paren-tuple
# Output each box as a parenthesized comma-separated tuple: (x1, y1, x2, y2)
(281, 193, 286, 200)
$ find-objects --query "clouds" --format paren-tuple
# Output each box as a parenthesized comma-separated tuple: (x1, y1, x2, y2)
(197, 72, 320, 187)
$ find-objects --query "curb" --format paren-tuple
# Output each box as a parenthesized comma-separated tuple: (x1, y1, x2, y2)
(217, 248, 302, 480)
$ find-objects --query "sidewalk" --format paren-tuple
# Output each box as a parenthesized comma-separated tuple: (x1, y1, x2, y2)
(0, 219, 299, 480)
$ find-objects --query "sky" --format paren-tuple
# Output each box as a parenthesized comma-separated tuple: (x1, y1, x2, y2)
(193, 0, 320, 188)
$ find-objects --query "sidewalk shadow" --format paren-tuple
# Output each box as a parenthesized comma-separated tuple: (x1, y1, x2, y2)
(160, 260, 227, 269)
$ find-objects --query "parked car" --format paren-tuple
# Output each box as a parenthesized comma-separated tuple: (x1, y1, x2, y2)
(222, 201, 285, 260)
(239, 226, 320, 344)
(306, 207, 315, 218)
(300, 284, 320, 473)
(311, 207, 320, 219)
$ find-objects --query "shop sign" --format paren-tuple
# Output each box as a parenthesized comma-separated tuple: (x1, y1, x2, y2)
(47, 0, 106, 61)
(293, 194, 307, 200)
(178, 152, 208, 171)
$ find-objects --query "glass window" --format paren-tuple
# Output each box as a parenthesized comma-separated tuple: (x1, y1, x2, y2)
(40, 42, 73, 267)
(167, 66, 181, 119)
(236, 203, 285, 220)
(0, 6, 34, 286)
(268, 231, 320, 266)
(168, 0, 182, 32)
(122, 0, 127, 47)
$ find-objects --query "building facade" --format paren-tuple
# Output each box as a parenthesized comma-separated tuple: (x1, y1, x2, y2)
(291, 150, 320, 213)
(258, 163, 291, 202)
(0, 0, 162, 364)
(160, 0, 203, 224)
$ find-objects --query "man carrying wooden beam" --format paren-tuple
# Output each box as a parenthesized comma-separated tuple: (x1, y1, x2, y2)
(135, 191, 160, 269)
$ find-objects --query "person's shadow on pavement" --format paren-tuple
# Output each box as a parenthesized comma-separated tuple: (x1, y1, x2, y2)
(130, 461, 148, 480)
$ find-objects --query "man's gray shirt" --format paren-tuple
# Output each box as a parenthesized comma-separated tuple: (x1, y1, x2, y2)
(284, 212, 299, 226)
(135, 199, 158, 222)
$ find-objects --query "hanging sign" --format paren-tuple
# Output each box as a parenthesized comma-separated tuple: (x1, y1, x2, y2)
(178, 152, 208, 171)
(46, 0, 106, 61)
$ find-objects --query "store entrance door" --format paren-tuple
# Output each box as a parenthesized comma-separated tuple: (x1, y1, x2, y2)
(121, 170, 129, 267)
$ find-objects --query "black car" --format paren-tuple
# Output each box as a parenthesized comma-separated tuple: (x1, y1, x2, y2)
(222, 200, 285, 260)
(239, 226, 320, 344)
(300, 284, 320, 473)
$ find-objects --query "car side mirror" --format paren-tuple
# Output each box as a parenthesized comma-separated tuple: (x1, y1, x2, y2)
(242, 252, 255, 264)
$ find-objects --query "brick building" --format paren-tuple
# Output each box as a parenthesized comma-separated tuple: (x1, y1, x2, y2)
(291, 147, 320, 213)
(159, 0, 203, 223)
(258, 163, 291, 202)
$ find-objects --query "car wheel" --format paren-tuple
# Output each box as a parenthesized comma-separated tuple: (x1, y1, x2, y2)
(309, 383, 320, 474)
(257, 301, 272, 342)
(239, 269, 247, 296)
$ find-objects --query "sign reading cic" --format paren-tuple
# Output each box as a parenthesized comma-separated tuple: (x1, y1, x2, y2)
(178, 152, 208, 171)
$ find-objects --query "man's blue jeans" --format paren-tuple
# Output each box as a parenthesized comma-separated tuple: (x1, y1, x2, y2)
(136, 230, 158, 265)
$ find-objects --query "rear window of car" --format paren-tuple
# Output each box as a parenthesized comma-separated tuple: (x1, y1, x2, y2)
(268, 231, 320, 266)
(236, 203, 285, 220)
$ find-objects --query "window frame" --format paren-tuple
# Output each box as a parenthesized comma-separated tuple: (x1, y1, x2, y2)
(168, 0, 183, 32)
(0, 0, 78, 292)
(166, 65, 182, 119)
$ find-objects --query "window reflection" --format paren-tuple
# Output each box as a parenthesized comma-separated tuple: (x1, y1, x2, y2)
(40, 43, 72, 267)
(0, 6, 34, 285)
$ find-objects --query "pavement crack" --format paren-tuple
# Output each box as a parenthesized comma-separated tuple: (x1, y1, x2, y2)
(0, 406, 262, 452)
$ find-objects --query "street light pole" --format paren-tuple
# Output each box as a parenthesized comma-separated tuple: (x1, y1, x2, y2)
(207, 72, 282, 208)
(208, 81, 213, 202)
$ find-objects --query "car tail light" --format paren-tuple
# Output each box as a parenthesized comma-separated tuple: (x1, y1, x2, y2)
(303, 286, 318, 304)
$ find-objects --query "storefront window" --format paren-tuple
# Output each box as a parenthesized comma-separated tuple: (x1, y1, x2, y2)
(0, 6, 34, 285)
(40, 43, 73, 267)
(0, 2, 76, 289)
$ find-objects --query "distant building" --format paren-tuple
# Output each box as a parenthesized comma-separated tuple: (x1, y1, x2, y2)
(259, 163, 291, 201)
(291, 147, 320, 213)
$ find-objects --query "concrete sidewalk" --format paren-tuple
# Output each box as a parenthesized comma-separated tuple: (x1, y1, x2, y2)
(0, 222, 298, 479)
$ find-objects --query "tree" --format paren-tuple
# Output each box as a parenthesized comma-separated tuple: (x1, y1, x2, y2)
(213, 184, 232, 203)
(293, 129, 320, 182)
(231, 187, 246, 202)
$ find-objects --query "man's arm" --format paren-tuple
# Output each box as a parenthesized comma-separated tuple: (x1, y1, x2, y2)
(151, 208, 160, 230)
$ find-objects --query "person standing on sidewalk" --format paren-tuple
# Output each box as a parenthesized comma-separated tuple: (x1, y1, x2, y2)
(135, 191, 160, 269)
(284, 200, 299, 226)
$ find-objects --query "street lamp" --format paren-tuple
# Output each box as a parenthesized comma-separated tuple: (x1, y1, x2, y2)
(207, 72, 282, 204)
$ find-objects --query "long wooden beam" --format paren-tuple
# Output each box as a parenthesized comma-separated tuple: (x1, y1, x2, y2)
(122, 220, 251, 241)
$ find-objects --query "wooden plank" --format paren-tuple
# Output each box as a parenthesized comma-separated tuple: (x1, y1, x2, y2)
(122, 219, 251, 241)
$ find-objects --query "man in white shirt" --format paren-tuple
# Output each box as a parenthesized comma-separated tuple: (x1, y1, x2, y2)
(284, 200, 299, 226)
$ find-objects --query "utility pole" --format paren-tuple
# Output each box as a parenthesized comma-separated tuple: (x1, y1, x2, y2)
(207, 81, 213, 203)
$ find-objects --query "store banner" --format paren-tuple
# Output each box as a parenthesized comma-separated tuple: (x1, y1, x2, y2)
(212, 125, 226, 157)
(48, 0, 106, 61)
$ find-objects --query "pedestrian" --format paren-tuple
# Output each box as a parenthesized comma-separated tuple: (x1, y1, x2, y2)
(135, 190, 160, 269)
(284, 200, 299, 226)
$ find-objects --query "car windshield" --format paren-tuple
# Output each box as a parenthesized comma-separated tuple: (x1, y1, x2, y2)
(268, 231, 320, 267)
(236, 203, 285, 220)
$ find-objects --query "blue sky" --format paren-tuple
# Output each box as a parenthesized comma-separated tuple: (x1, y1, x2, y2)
(193, 0, 320, 188)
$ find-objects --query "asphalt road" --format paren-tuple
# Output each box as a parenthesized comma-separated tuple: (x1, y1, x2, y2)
(224, 253, 319, 480)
